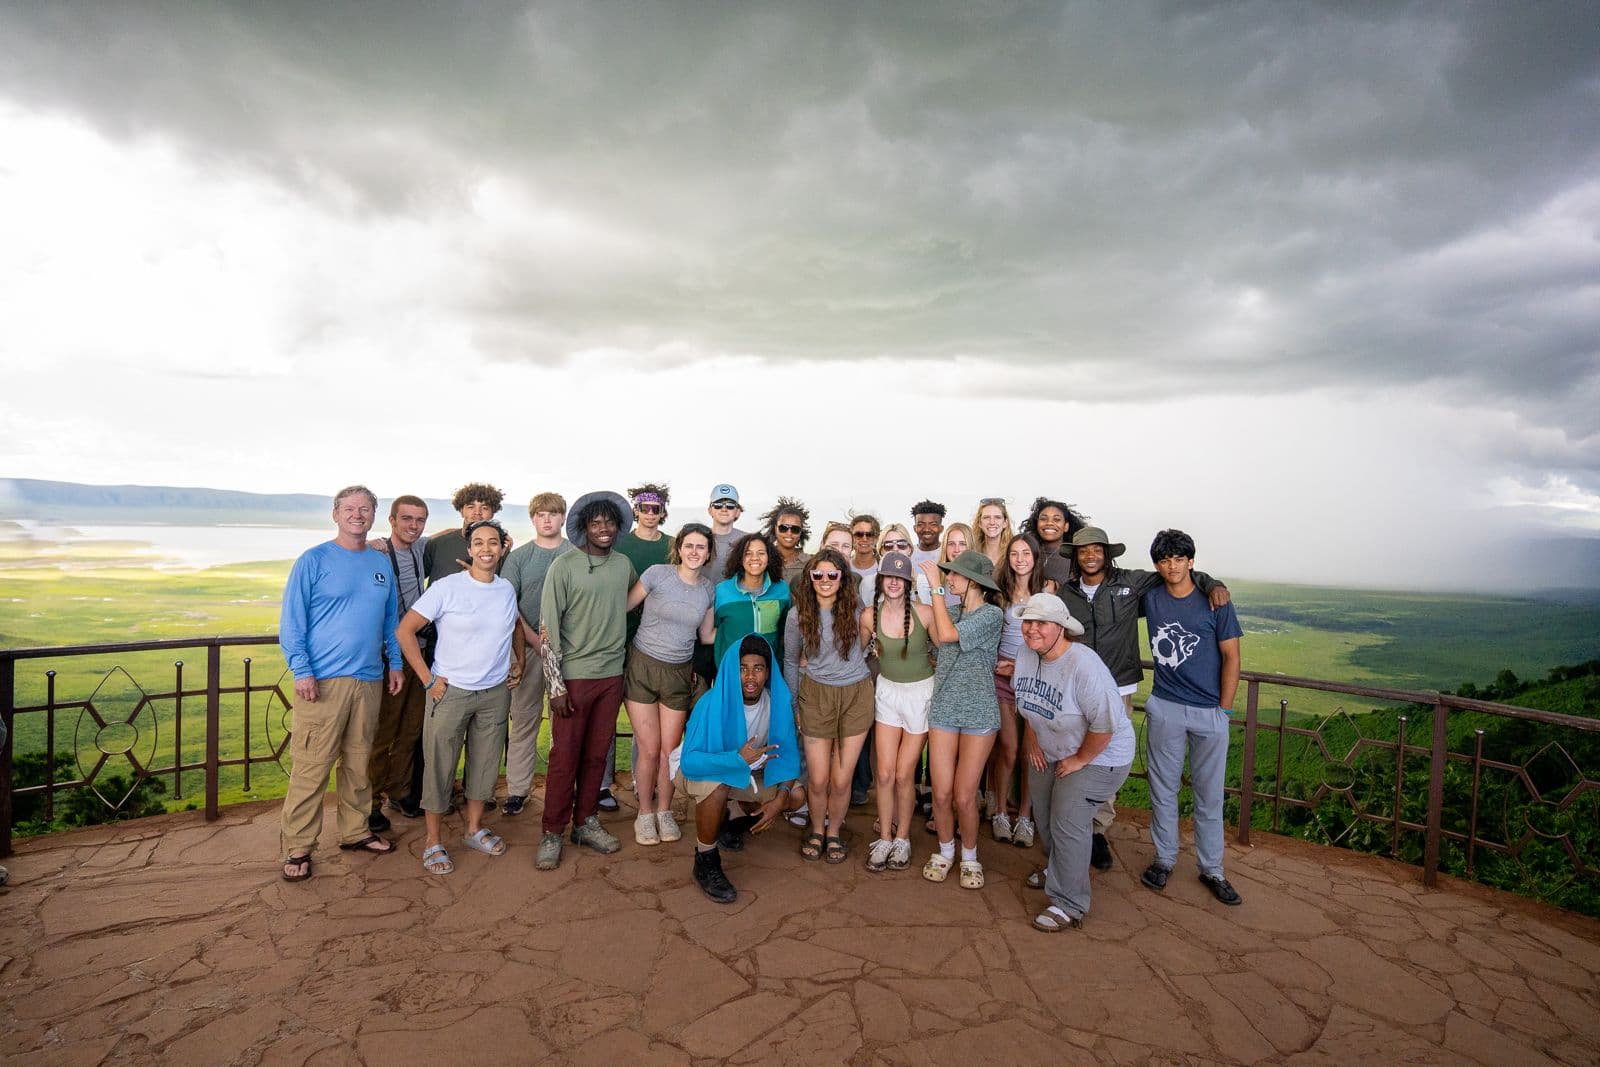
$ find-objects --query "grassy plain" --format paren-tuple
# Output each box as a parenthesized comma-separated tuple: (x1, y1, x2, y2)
(4, 545, 1598, 821)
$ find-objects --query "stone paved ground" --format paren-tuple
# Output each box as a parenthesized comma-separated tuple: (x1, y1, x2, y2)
(3, 790, 1598, 1066)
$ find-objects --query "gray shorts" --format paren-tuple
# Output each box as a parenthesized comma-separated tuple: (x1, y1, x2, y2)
(421, 682, 510, 812)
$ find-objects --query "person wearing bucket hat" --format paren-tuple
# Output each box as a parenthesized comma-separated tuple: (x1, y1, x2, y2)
(861, 550, 936, 873)
(535, 490, 639, 870)
(1053, 524, 1228, 871)
(1010, 593, 1135, 931)
(916, 549, 1004, 889)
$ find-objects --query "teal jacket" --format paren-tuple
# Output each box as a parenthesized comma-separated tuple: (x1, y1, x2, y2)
(680, 636, 801, 790)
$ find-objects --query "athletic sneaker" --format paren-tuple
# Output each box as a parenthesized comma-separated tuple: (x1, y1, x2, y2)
(1012, 816, 1035, 848)
(535, 832, 563, 871)
(991, 811, 1013, 843)
(572, 815, 621, 854)
(634, 812, 661, 846)
(501, 795, 527, 817)
(865, 838, 893, 873)
(656, 810, 683, 843)
(888, 838, 912, 871)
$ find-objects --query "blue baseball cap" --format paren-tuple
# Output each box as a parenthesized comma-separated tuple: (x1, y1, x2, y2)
(710, 484, 740, 505)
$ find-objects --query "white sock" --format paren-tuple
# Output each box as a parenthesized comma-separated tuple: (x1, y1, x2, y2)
(939, 839, 955, 860)
(696, 839, 716, 853)
(961, 845, 978, 863)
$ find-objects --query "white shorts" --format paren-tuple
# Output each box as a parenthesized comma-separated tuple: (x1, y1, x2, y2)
(874, 675, 935, 734)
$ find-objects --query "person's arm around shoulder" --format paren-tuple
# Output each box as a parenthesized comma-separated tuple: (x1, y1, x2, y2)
(1193, 569, 1230, 610)
(626, 566, 651, 612)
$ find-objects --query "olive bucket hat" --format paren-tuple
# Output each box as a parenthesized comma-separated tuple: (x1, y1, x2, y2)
(938, 549, 1000, 591)
(1068, 526, 1126, 558)
(565, 490, 634, 548)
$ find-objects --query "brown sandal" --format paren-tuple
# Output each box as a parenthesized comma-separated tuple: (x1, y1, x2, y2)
(823, 835, 848, 864)
(800, 832, 824, 861)
(281, 854, 312, 882)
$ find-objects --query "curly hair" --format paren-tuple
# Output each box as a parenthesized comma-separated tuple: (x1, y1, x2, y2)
(575, 496, 624, 530)
(1018, 496, 1088, 546)
(760, 496, 811, 545)
(627, 482, 671, 519)
(910, 499, 947, 520)
(994, 533, 1046, 606)
(451, 482, 505, 514)
(726, 532, 785, 583)
(971, 499, 1013, 562)
(792, 548, 861, 661)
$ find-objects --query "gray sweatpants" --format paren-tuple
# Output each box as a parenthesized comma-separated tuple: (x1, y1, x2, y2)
(1030, 761, 1131, 920)
(1144, 693, 1230, 878)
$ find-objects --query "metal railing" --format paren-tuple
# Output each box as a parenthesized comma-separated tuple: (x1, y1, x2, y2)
(2, 639, 1597, 902)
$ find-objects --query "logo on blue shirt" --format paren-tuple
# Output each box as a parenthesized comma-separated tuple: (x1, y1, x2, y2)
(373, 572, 388, 585)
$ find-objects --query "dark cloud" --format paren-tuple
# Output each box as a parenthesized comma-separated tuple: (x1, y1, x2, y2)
(2, 1, 1596, 433)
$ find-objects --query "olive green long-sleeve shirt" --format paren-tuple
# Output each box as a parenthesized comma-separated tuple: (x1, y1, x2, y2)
(540, 549, 638, 680)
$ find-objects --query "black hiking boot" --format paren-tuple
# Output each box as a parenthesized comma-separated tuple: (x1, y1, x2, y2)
(694, 847, 738, 904)
(1090, 832, 1113, 871)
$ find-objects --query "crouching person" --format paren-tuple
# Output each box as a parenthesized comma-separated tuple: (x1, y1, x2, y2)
(676, 635, 807, 902)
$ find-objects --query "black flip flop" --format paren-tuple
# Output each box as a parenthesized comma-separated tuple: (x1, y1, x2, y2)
(281, 854, 312, 882)
(339, 835, 395, 855)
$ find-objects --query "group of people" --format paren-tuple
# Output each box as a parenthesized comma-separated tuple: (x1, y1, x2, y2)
(277, 481, 1244, 932)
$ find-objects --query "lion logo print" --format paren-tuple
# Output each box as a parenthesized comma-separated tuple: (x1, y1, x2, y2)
(1151, 622, 1200, 669)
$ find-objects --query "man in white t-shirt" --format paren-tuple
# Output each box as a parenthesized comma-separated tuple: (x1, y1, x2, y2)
(1012, 593, 1136, 932)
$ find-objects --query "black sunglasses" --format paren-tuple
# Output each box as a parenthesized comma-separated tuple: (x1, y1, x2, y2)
(777, 523, 804, 534)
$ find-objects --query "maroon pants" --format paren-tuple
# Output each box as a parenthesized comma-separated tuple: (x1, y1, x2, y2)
(542, 675, 624, 834)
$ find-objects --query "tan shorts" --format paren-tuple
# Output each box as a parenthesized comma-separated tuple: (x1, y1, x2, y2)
(796, 675, 875, 741)
(624, 646, 695, 710)
(677, 769, 785, 805)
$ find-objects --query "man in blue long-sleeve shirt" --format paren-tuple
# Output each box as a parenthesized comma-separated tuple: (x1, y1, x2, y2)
(278, 485, 404, 882)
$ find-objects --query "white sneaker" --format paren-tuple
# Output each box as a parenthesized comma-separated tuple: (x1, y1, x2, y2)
(865, 838, 893, 872)
(888, 838, 912, 871)
(991, 811, 1013, 843)
(655, 810, 683, 843)
(634, 812, 661, 846)
(1012, 816, 1035, 848)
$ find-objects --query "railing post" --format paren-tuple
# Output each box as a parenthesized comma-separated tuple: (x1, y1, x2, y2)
(205, 644, 221, 821)
(1237, 679, 1258, 845)
(172, 660, 184, 801)
(1466, 729, 1484, 878)
(1, 655, 14, 859)
(1392, 715, 1408, 857)
(1422, 697, 1448, 887)
(1272, 699, 1287, 833)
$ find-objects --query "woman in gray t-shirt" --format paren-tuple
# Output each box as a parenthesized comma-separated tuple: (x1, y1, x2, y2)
(623, 525, 716, 847)
(917, 550, 1004, 891)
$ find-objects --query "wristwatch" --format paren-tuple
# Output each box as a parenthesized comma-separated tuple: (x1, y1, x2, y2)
(932, 586, 946, 597)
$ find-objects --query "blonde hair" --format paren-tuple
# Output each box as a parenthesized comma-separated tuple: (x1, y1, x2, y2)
(971, 500, 1013, 563)
(941, 523, 973, 563)
(878, 523, 913, 556)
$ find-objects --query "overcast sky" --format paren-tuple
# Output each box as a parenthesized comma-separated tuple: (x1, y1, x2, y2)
(1, 2, 1596, 590)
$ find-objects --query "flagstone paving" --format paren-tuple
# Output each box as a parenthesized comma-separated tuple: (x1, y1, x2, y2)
(2, 792, 1597, 1066)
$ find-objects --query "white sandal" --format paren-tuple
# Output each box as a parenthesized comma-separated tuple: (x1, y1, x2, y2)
(1032, 905, 1082, 932)
(922, 853, 953, 883)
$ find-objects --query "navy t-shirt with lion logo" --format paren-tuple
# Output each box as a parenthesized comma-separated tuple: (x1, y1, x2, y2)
(1141, 586, 1242, 709)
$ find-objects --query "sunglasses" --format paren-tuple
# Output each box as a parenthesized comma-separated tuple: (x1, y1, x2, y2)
(711, 502, 739, 511)
(637, 504, 663, 514)
(852, 529, 875, 538)
(883, 539, 910, 550)
(979, 497, 1006, 506)
(777, 523, 804, 534)
(810, 570, 843, 582)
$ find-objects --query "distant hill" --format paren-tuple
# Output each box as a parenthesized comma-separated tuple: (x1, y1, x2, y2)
(0, 478, 450, 526)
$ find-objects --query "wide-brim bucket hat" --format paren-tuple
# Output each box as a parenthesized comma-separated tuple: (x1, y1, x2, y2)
(1068, 526, 1126, 558)
(565, 490, 634, 547)
(1019, 592, 1086, 637)
(938, 549, 1000, 591)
